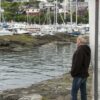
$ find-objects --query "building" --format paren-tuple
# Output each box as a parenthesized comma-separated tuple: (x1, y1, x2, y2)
(73, 0, 85, 1)
(12, 0, 29, 2)
(39, 2, 54, 10)
(26, 8, 41, 16)
(61, 1, 88, 13)
(58, 8, 69, 13)
(37, 0, 47, 2)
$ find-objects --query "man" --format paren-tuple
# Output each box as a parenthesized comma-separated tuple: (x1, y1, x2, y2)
(71, 35, 91, 100)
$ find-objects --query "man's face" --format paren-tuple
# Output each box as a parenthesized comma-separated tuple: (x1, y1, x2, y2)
(76, 38, 80, 47)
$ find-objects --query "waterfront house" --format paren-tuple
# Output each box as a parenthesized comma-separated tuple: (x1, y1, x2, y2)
(37, 0, 47, 2)
(12, 0, 29, 2)
(58, 8, 69, 14)
(26, 8, 41, 16)
(61, 1, 88, 13)
(39, 2, 54, 10)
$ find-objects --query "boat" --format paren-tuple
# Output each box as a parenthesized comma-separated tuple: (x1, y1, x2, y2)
(0, 7, 13, 36)
(13, 28, 30, 34)
(0, 28, 13, 36)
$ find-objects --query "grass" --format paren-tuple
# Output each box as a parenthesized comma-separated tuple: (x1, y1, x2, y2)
(0, 34, 37, 46)
(0, 34, 35, 42)
(0, 33, 77, 50)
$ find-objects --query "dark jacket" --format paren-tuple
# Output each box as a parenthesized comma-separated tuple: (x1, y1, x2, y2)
(71, 45, 91, 78)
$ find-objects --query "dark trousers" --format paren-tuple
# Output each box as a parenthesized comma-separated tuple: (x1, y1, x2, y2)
(71, 77, 87, 100)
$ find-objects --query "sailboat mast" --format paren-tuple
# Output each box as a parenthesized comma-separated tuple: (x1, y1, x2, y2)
(64, 0, 67, 20)
(0, 0, 1, 23)
(70, 0, 73, 27)
(76, 0, 78, 25)
(55, 0, 57, 25)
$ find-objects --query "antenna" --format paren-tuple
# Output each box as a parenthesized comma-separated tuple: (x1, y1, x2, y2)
(0, 0, 1, 22)
(76, 0, 78, 25)
(55, 0, 57, 25)
(70, 0, 73, 29)
(64, 0, 67, 20)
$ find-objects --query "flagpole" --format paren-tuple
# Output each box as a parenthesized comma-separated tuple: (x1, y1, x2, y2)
(94, 0, 99, 100)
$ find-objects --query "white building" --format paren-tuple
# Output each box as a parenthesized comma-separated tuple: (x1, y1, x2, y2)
(58, 8, 69, 13)
(39, 2, 54, 9)
(13, 0, 29, 2)
(61, 1, 88, 13)
(37, 0, 47, 2)
(26, 8, 40, 15)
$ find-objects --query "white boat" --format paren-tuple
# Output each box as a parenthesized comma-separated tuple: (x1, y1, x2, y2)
(13, 28, 30, 34)
(31, 31, 44, 36)
(8, 22, 27, 29)
(77, 24, 89, 34)
(0, 28, 13, 36)
(0, 5, 13, 36)
(41, 25, 55, 35)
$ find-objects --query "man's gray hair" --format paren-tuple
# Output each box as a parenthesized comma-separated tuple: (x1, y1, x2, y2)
(77, 35, 88, 44)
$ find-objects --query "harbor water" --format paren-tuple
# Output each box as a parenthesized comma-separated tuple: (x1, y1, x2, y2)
(0, 43, 76, 90)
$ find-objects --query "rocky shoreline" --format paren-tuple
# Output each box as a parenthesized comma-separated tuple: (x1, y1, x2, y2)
(0, 70, 93, 100)
(0, 33, 76, 52)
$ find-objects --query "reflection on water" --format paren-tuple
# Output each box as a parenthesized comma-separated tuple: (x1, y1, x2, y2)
(0, 42, 76, 90)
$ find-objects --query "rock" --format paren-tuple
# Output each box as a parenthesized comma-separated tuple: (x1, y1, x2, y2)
(0, 71, 92, 100)
(0, 92, 3, 100)
(31, 94, 42, 100)
(3, 94, 19, 100)
(56, 96, 64, 100)
(0, 40, 10, 46)
(18, 94, 42, 100)
(12, 46, 24, 52)
(65, 95, 71, 100)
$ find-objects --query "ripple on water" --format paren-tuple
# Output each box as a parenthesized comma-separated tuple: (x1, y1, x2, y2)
(0, 43, 76, 90)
